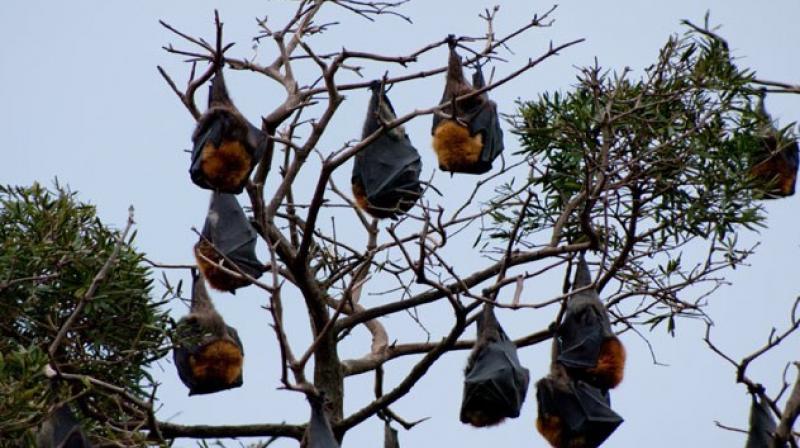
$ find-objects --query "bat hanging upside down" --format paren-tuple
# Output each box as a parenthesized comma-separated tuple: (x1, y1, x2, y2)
(190, 67, 266, 194)
(173, 270, 244, 395)
(431, 35, 504, 175)
(351, 81, 422, 219)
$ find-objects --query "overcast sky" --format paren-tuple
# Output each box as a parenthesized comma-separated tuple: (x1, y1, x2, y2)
(2, 1, 799, 447)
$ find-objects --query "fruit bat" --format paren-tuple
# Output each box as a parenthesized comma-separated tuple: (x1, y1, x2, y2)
(351, 81, 423, 219)
(37, 405, 92, 448)
(190, 69, 267, 194)
(535, 375, 623, 448)
(431, 36, 504, 174)
(459, 304, 530, 427)
(745, 393, 778, 448)
(194, 192, 264, 293)
(556, 256, 625, 389)
(301, 394, 340, 448)
(172, 270, 244, 395)
(747, 97, 798, 199)
(384, 423, 400, 448)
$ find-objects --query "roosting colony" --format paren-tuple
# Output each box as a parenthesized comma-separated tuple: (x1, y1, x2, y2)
(148, 3, 799, 448)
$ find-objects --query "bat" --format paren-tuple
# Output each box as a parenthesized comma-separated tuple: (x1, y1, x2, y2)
(172, 269, 244, 396)
(748, 135, 798, 199)
(431, 36, 504, 175)
(536, 375, 623, 448)
(745, 393, 778, 448)
(460, 304, 530, 427)
(190, 68, 267, 194)
(747, 94, 798, 199)
(37, 405, 91, 448)
(351, 81, 422, 219)
(384, 423, 400, 448)
(556, 256, 625, 389)
(301, 394, 340, 448)
(194, 192, 264, 293)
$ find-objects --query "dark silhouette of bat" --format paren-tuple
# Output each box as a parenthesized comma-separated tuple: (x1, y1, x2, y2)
(190, 69, 266, 194)
(352, 81, 422, 219)
(745, 392, 779, 448)
(194, 192, 264, 293)
(536, 374, 623, 448)
(459, 304, 530, 427)
(37, 405, 92, 448)
(172, 269, 244, 395)
(556, 256, 625, 389)
(747, 97, 798, 199)
(300, 394, 340, 448)
(384, 423, 400, 448)
(431, 36, 504, 174)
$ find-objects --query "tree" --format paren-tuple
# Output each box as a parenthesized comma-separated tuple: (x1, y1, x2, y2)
(0, 183, 171, 446)
(2, 2, 799, 447)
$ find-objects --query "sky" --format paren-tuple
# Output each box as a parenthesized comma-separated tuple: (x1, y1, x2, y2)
(2, 1, 799, 447)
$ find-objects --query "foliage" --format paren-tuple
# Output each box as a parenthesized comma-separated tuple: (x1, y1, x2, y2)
(491, 19, 796, 332)
(0, 182, 172, 444)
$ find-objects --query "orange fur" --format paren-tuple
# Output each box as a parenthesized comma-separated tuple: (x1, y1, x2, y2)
(351, 181, 374, 216)
(351, 181, 403, 219)
(462, 408, 507, 428)
(194, 240, 250, 292)
(749, 157, 796, 197)
(536, 415, 590, 448)
(586, 337, 626, 389)
(537, 415, 562, 447)
(200, 140, 252, 192)
(432, 120, 483, 172)
(188, 339, 243, 386)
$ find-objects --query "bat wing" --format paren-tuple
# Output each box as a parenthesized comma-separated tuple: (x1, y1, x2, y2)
(460, 337, 530, 421)
(202, 193, 264, 280)
(190, 117, 225, 190)
(39, 406, 91, 448)
(246, 121, 267, 162)
(384, 424, 400, 448)
(556, 301, 607, 369)
(537, 378, 623, 447)
(745, 394, 777, 448)
(189, 107, 261, 194)
(355, 135, 422, 207)
(304, 395, 340, 448)
(469, 100, 504, 172)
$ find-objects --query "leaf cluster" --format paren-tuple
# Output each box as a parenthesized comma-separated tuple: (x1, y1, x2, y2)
(0, 182, 172, 442)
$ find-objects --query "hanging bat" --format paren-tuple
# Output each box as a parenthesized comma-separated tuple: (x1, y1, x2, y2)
(384, 423, 400, 448)
(37, 405, 92, 448)
(190, 68, 267, 194)
(460, 304, 530, 427)
(194, 192, 264, 293)
(745, 392, 778, 448)
(748, 137, 798, 198)
(556, 256, 625, 389)
(301, 394, 340, 448)
(352, 81, 422, 219)
(535, 374, 623, 448)
(173, 269, 244, 395)
(746, 93, 798, 199)
(431, 36, 504, 175)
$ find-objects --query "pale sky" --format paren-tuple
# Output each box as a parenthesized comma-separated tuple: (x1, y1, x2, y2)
(2, 1, 799, 447)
